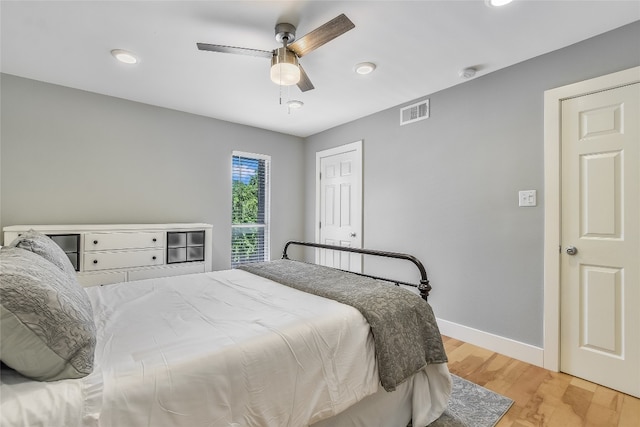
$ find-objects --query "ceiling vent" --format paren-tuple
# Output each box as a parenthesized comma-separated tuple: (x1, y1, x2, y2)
(400, 99, 429, 126)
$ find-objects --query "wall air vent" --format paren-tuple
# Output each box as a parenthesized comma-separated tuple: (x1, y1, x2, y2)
(400, 99, 429, 126)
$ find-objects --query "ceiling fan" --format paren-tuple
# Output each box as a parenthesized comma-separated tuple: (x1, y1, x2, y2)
(197, 14, 355, 92)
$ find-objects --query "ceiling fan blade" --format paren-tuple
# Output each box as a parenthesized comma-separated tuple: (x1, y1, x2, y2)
(288, 14, 355, 58)
(297, 64, 315, 92)
(196, 43, 273, 59)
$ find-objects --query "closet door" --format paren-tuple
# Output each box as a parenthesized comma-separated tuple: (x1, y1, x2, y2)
(560, 83, 639, 398)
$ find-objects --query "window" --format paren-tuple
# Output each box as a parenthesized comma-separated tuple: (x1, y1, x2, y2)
(231, 151, 271, 267)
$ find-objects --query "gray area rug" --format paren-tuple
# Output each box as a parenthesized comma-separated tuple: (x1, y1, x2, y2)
(412, 374, 514, 427)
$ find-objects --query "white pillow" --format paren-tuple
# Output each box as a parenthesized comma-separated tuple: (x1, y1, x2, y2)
(0, 247, 96, 381)
(9, 230, 77, 278)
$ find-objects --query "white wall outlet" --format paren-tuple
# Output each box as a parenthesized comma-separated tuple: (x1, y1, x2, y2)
(518, 190, 537, 207)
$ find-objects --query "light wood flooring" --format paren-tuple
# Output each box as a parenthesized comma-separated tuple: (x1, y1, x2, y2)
(442, 336, 640, 427)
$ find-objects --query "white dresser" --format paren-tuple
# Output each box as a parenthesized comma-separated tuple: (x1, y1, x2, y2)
(3, 223, 213, 287)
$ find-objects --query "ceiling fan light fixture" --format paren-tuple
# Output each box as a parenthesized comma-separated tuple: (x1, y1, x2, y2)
(111, 49, 138, 64)
(485, 0, 513, 7)
(270, 47, 300, 86)
(354, 62, 376, 75)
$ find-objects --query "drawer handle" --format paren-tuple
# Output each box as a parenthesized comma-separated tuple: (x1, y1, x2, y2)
(93, 240, 98, 245)
(153, 238, 157, 242)
(93, 259, 98, 264)
(152, 256, 157, 260)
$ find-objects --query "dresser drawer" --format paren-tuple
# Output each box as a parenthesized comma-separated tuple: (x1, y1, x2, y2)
(85, 232, 164, 251)
(77, 271, 127, 287)
(84, 249, 164, 271)
(127, 264, 205, 282)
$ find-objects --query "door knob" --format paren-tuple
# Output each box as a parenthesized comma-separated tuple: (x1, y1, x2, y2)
(350, 232, 357, 238)
(566, 246, 578, 256)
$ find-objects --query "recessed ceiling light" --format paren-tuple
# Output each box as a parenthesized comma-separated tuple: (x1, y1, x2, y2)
(354, 62, 376, 75)
(111, 49, 138, 64)
(485, 0, 513, 7)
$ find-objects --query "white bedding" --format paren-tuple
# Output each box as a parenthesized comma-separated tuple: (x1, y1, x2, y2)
(1, 269, 451, 427)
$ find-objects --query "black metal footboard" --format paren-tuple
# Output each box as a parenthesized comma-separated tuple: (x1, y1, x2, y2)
(281, 241, 432, 301)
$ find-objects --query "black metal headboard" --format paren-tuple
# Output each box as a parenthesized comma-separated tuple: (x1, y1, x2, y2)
(281, 241, 432, 301)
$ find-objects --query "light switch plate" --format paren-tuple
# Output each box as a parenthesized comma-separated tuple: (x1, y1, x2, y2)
(519, 190, 537, 207)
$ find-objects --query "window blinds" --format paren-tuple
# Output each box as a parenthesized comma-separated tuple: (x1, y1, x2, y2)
(231, 152, 271, 267)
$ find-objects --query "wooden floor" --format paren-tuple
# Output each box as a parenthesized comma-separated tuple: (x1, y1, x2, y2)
(442, 336, 640, 427)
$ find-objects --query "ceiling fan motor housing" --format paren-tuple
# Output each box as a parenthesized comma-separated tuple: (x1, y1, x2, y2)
(275, 23, 296, 44)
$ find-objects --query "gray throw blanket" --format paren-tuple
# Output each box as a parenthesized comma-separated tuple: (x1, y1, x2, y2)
(238, 259, 448, 391)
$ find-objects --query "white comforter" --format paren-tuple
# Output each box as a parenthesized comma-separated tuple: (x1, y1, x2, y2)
(1, 269, 450, 427)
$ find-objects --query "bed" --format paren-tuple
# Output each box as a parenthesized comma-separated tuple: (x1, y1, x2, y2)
(0, 234, 451, 427)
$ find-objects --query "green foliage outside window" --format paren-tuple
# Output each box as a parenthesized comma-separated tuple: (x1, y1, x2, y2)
(232, 175, 259, 265)
(232, 175, 259, 224)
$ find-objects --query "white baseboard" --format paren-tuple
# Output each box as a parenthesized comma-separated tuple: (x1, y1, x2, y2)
(437, 318, 544, 367)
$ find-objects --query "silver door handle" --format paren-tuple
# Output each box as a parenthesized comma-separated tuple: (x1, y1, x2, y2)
(566, 246, 578, 256)
(350, 232, 357, 237)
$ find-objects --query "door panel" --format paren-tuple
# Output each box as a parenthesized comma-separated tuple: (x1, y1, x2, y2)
(324, 185, 335, 225)
(560, 83, 639, 397)
(581, 151, 620, 237)
(322, 239, 353, 270)
(580, 265, 621, 355)
(340, 183, 352, 226)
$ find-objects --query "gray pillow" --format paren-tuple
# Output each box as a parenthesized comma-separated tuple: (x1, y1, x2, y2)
(9, 230, 77, 278)
(0, 247, 96, 381)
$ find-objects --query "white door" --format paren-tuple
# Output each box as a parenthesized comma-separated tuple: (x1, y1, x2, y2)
(560, 83, 639, 397)
(316, 141, 362, 272)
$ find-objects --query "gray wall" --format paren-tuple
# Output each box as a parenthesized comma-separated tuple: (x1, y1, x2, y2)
(304, 21, 640, 347)
(0, 74, 305, 270)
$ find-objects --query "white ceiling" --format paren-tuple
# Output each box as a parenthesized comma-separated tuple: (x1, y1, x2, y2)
(1, 1, 638, 137)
